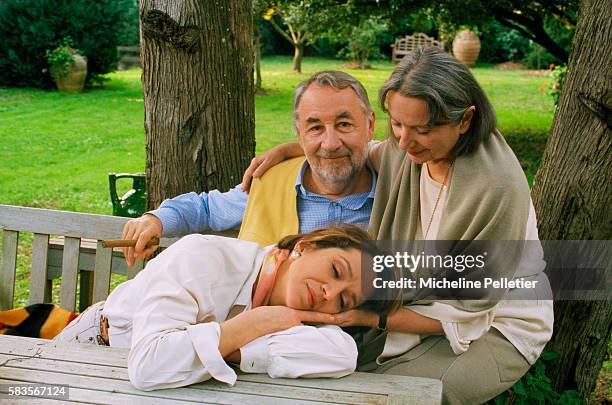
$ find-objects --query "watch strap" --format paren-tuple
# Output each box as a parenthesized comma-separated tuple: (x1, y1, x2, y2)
(377, 313, 388, 330)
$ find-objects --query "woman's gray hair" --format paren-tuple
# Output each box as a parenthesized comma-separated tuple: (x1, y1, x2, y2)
(293, 70, 373, 129)
(379, 47, 496, 157)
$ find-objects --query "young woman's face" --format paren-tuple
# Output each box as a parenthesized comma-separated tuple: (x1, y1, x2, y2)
(387, 92, 468, 164)
(275, 247, 366, 314)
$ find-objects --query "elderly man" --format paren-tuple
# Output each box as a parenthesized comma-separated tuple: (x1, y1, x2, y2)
(122, 70, 377, 266)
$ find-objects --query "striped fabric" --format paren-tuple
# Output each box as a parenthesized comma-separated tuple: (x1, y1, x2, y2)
(0, 304, 77, 339)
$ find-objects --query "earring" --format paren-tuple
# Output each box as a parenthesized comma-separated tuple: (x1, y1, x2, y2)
(290, 250, 301, 259)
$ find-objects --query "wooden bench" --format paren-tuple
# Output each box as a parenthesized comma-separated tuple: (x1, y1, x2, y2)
(0, 204, 444, 403)
(117, 46, 140, 70)
(0, 335, 443, 404)
(0, 204, 235, 312)
(391, 33, 445, 64)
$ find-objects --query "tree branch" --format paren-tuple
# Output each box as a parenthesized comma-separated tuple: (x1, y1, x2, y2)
(496, 16, 538, 42)
(540, 0, 577, 27)
(494, 7, 569, 61)
(266, 15, 293, 45)
(284, 18, 299, 44)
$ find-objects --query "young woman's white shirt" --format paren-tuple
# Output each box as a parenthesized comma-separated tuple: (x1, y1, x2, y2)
(101, 234, 358, 391)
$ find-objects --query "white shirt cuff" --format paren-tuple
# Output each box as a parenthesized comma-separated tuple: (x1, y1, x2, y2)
(186, 322, 237, 385)
(441, 321, 468, 354)
(240, 335, 270, 373)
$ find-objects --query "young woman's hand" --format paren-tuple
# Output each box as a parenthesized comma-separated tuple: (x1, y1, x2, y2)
(218, 305, 335, 358)
(241, 142, 304, 192)
(327, 309, 378, 328)
(250, 306, 336, 334)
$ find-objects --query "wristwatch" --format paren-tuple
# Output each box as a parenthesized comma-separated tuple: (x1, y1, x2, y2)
(377, 313, 388, 331)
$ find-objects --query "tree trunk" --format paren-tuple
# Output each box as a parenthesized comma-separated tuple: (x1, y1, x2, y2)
(140, 1, 255, 209)
(254, 26, 262, 92)
(293, 42, 303, 73)
(531, 0, 612, 398)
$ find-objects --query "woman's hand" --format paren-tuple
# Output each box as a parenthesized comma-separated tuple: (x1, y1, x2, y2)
(327, 309, 378, 328)
(250, 306, 337, 333)
(218, 305, 335, 357)
(241, 142, 304, 192)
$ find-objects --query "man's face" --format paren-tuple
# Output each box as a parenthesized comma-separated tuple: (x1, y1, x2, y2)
(296, 84, 375, 189)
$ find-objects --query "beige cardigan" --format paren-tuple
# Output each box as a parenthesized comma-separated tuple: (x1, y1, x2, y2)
(377, 167, 553, 365)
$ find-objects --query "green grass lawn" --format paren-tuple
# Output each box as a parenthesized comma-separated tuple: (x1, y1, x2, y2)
(0, 56, 554, 218)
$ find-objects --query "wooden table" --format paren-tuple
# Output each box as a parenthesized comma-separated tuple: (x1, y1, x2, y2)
(0, 335, 442, 404)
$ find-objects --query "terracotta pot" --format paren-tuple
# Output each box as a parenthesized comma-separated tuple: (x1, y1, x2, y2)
(452, 29, 481, 67)
(54, 54, 87, 93)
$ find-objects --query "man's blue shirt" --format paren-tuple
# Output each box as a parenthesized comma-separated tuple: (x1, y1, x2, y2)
(150, 161, 376, 237)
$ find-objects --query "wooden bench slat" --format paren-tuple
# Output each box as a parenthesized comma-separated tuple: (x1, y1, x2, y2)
(47, 243, 130, 278)
(1, 367, 327, 405)
(30, 233, 51, 304)
(0, 335, 129, 366)
(117, 46, 140, 52)
(0, 204, 224, 246)
(0, 385, 88, 405)
(1, 230, 19, 310)
(236, 372, 442, 397)
(92, 241, 113, 303)
(0, 378, 187, 405)
(0, 354, 386, 404)
(0, 204, 129, 240)
(391, 33, 445, 64)
(60, 237, 81, 311)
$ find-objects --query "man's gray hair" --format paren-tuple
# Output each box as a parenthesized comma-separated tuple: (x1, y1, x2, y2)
(293, 71, 373, 129)
(379, 47, 497, 157)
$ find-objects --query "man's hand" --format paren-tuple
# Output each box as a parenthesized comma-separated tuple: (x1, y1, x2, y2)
(241, 142, 304, 193)
(121, 214, 162, 267)
(326, 309, 378, 328)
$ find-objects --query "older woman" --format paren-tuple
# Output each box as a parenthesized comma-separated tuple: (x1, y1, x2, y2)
(54, 225, 399, 391)
(244, 47, 553, 404)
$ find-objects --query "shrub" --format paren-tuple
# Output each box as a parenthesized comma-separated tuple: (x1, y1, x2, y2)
(479, 22, 531, 63)
(45, 37, 80, 79)
(522, 16, 573, 69)
(0, 0, 135, 88)
(547, 64, 567, 107)
(491, 351, 582, 405)
(339, 17, 388, 67)
(116, 0, 140, 47)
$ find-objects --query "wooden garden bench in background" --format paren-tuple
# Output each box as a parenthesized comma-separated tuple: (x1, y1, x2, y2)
(117, 46, 140, 70)
(391, 32, 445, 63)
(0, 204, 235, 312)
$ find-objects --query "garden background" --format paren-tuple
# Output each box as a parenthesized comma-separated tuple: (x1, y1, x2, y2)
(0, 0, 609, 403)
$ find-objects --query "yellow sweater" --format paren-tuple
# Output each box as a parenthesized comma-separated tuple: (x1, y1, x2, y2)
(238, 157, 305, 246)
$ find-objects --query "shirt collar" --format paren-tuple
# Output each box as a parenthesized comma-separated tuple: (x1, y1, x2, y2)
(295, 160, 377, 199)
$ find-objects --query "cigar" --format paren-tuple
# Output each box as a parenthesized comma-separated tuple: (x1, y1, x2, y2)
(102, 237, 160, 248)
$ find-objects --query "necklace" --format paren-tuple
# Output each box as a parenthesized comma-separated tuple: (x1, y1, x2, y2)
(423, 160, 454, 239)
